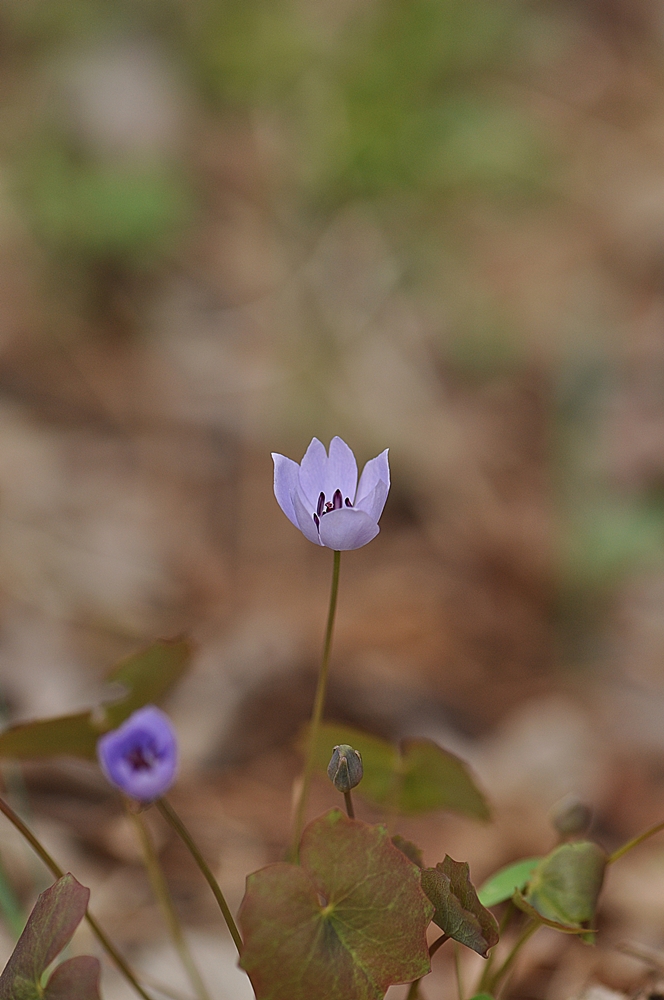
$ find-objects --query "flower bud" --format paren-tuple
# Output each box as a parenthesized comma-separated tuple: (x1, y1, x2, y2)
(551, 794, 592, 838)
(327, 744, 363, 793)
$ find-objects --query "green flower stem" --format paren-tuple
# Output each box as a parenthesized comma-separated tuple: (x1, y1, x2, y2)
(155, 797, 243, 956)
(291, 549, 341, 859)
(486, 920, 538, 996)
(608, 819, 664, 864)
(343, 790, 355, 819)
(0, 793, 154, 1000)
(128, 806, 212, 1000)
(453, 942, 464, 1000)
(476, 900, 514, 994)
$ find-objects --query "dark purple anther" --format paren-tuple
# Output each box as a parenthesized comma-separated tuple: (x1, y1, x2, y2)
(333, 489, 343, 510)
(317, 492, 325, 518)
(313, 512, 320, 528)
(345, 497, 353, 507)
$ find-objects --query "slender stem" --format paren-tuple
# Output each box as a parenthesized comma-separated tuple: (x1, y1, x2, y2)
(343, 790, 355, 819)
(0, 793, 154, 1000)
(609, 820, 664, 864)
(129, 806, 212, 1000)
(291, 549, 341, 858)
(155, 798, 243, 955)
(453, 942, 464, 1000)
(486, 920, 538, 995)
(405, 978, 421, 1000)
(404, 932, 450, 1000)
(477, 900, 514, 994)
(129, 974, 193, 1000)
(429, 932, 450, 958)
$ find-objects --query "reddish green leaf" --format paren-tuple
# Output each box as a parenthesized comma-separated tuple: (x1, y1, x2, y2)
(478, 857, 542, 908)
(307, 723, 489, 819)
(0, 874, 99, 1000)
(0, 638, 191, 760)
(239, 809, 434, 1000)
(421, 856, 499, 957)
(43, 957, 100, 1000)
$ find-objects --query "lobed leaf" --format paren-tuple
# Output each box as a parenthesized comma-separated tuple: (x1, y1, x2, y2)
(308, 722, 489, 819)
(43, 956, 101, 1000)
(239, 809, 434, 1000)
(0, 874, 99, 1000)
(0, 638, 191, 760)
(478, 857, 542, 908)
(421, 856, 499, 957)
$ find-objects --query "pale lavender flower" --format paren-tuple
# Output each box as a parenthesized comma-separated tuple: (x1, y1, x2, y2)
(272, 437, 389, 550)
(97, 705, 178, 802)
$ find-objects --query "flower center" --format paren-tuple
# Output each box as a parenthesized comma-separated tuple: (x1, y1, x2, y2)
(126, 743, 158, 772)
(313, 489, 353, 528)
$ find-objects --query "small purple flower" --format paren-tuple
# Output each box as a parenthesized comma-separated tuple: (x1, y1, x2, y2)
(272, 437, 390, 550)
(97, 706, 178, 803)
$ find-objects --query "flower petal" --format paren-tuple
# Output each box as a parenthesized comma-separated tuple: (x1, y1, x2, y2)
(318, 507, 379, 550)
(356, 449, 390, 507)
(354, 478, 389, 522)
(298, 438, 328, 507)
(272, 453, 301, 527)
(292, 488, 324, 545)
(325, 437, 358, 503)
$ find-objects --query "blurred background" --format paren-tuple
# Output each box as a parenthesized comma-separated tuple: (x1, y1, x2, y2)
(2, 0, 664, 997)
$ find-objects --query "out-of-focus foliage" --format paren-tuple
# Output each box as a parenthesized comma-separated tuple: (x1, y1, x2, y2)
(191, 0, 545, 202)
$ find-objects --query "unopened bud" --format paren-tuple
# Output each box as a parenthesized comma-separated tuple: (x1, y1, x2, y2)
(551, 794, 592, 838)
(327, 744, 363, 793)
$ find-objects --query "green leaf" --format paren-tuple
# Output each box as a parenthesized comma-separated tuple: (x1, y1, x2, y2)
(307, 723, 489, 819)
(239, 809, 434, 1000)
(512, 891, 595, 935)
(0, 638, 192, 760)
(400, 740, 489, 817)
(525, 842, 607, 931)
(478, 857, 542, 908)
(421, 856, 499, 957)
(103, 638, 192, 729)
(0, 874, 100, 1000)
(469, 994, 495, 1000)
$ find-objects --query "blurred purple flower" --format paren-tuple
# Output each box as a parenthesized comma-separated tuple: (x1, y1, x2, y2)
(97, 706, 178, 803)
(272, 437, 389, 550)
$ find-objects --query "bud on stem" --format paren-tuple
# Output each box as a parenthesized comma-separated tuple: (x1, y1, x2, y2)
(327, 744, 363, 794)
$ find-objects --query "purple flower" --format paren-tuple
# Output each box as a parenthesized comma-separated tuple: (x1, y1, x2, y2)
(272, 437, 389, 550)
(97, 706, 178, 803)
